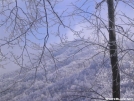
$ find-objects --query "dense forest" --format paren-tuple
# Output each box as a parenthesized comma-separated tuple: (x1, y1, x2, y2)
(0, 0, 134, 101)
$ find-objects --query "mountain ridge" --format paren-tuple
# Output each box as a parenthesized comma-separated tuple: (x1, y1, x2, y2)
(0, 40, 134, 101)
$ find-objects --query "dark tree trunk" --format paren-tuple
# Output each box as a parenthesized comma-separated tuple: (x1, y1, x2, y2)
(107, 0, 120, 100)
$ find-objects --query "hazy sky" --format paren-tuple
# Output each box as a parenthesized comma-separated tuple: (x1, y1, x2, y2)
(0, 0, 78, 75)
(0, 0, 133, 75)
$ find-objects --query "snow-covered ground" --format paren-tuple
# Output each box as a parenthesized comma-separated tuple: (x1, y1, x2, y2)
(0, 40, 134, 101)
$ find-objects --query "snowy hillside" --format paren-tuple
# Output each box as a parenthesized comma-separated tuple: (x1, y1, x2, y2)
(0, 40, 134, 101)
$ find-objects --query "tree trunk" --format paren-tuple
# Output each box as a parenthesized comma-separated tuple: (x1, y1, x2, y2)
(107, 0, 120, 100)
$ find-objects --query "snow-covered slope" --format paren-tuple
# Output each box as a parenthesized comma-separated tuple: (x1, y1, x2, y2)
(0, 40, 134, 101)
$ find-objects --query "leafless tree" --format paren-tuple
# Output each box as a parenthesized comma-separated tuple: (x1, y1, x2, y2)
(0, 0, 134, 101)
(58, 0, 134, 100)
(0, 0, 65, 77)
(0, 0, 66, 94)
(107, 0, 120, 99)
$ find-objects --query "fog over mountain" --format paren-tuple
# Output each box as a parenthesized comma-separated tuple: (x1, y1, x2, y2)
(0, 40, 134, 101)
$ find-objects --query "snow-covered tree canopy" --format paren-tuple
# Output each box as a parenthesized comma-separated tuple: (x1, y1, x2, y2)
(0, 0, 134, 101)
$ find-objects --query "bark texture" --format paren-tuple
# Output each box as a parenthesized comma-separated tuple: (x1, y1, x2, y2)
(107, 0, 120, 100)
